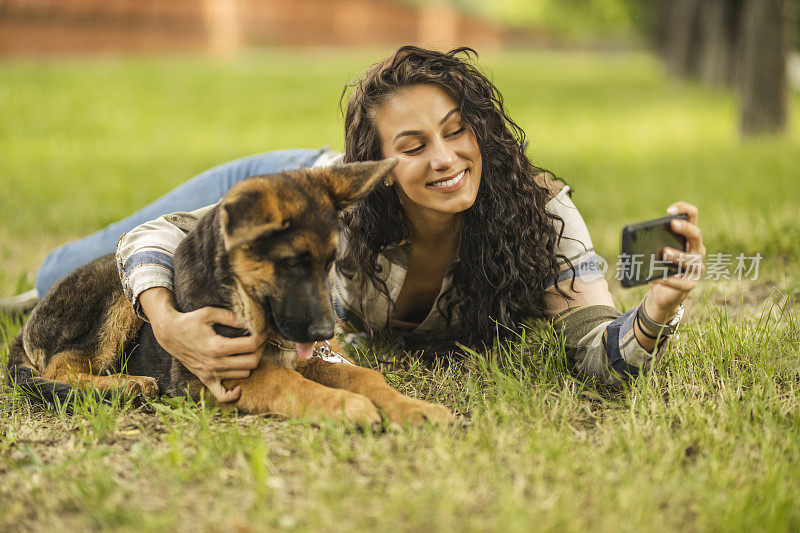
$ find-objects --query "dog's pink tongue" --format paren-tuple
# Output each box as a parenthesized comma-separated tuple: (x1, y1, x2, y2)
(295, 342, 315, 361)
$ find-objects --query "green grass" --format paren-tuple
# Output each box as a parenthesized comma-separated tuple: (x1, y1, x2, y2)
(1, 49, 799, 531)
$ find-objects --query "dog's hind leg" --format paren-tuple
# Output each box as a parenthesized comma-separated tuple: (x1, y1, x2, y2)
(6, 334, 74, 404)
(34, 291, 155, 398)
(296, 357, 454, 426)
(43, 350, 159, 398)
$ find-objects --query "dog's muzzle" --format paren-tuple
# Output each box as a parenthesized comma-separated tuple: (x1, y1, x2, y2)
(262, 297, 334, 343)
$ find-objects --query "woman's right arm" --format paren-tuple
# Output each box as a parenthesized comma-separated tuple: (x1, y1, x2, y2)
(116, 208, 265, 402)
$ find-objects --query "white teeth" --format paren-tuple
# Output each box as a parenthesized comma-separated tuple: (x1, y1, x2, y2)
(430, 170, 466, 188)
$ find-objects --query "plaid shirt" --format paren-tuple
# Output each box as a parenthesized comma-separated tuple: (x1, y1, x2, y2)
(117, 154, 665, 386)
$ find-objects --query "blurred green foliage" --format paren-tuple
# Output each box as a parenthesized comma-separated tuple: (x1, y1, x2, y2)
(402, 0, 649, 39)
(405, 0, 800, 48)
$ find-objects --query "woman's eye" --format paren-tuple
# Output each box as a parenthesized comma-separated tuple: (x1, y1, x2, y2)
(402, 145, 423, 155)
(447, 126, 466, 137)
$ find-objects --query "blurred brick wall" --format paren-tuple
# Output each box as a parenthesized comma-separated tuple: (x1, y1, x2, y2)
(0, 0, 208, 54)
(0, 0, 508, 55)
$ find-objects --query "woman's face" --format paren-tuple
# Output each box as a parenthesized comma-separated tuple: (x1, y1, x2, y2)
(373, 84, 482, 223)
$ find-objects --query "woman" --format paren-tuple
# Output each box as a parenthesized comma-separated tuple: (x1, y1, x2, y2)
(4, 46, 706, 403)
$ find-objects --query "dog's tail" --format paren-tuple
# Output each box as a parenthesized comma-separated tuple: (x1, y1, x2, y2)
(6, 333, 78, 408)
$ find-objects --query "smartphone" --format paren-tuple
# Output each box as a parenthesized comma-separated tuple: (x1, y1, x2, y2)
(619, 214, 689, 287)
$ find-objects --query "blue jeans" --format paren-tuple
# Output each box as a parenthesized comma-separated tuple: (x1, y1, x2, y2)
(36, 148, 325, 296)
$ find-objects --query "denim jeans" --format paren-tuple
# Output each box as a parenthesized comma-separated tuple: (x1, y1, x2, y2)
(35, 148, 325, 295)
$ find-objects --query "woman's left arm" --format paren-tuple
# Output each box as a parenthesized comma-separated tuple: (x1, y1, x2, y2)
(541, 186, 705, 385)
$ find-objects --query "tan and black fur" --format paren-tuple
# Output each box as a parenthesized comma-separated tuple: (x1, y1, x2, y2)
(7, 160, 453, 427)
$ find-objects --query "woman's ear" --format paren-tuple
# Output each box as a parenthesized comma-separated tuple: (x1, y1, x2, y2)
(310, 158, 398, 211)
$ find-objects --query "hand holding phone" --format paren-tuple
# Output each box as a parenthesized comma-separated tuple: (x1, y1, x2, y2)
(619, 202, 707, 347)
(619, 214, 690, 287)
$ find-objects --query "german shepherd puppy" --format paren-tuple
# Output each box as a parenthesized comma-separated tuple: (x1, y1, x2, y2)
(6, 160, 453, 427)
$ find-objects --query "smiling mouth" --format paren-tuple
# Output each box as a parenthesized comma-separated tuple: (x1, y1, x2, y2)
(428, 169, 467, 188)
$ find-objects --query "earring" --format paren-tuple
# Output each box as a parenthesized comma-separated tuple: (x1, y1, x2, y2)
(383, 180, 391, 187)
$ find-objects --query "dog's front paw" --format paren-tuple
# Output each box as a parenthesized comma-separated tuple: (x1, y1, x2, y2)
(122, 376, 160, 398)
(336, 392, 382, 430)
(383, 397, 455, 426)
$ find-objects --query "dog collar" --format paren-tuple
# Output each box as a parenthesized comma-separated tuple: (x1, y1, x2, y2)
(267, 338, 295, 351)
(268, 338, 354, 365)
(313, 340, 354, 366)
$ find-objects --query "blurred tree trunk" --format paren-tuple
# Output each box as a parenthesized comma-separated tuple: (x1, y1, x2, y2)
(662, 0, 703, 77)
(698, 0, 742, 86)
(652, 0, 672, 56)
(652, 0, 792, 137)
(738, 0, 788, 136)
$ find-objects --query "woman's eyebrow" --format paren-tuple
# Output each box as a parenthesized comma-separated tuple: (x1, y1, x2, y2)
(393, 129, 423, 142)
(392, 108, 461, 142)
(438, 108, 460, 125)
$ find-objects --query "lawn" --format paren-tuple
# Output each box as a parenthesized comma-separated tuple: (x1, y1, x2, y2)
(1, 48, 799, 531)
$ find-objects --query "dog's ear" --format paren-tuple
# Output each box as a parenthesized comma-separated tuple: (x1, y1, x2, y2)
(310, 158, 398, 211)
(219, 188, 288, 251)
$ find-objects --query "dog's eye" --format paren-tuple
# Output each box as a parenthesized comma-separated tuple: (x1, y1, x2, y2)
(280, 256, 301, 269)
(248, 236, 271, 254)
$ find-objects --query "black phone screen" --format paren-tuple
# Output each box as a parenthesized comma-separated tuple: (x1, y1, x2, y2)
(619, 214, 688, 287)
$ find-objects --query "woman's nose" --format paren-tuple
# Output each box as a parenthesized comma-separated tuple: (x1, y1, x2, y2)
(429, 137, 457, 170)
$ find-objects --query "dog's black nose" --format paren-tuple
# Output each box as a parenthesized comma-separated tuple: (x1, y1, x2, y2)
(307, 323, 334, 341)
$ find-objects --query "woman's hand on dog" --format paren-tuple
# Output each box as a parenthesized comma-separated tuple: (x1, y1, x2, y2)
(139, 287, 266, 402)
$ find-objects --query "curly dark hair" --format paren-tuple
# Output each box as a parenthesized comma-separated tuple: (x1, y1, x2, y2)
(339, 45, 575, 353)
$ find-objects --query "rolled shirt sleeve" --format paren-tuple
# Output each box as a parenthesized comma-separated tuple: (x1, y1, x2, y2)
(115, 205, 215, 307)
(541, 184, 667, 386)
